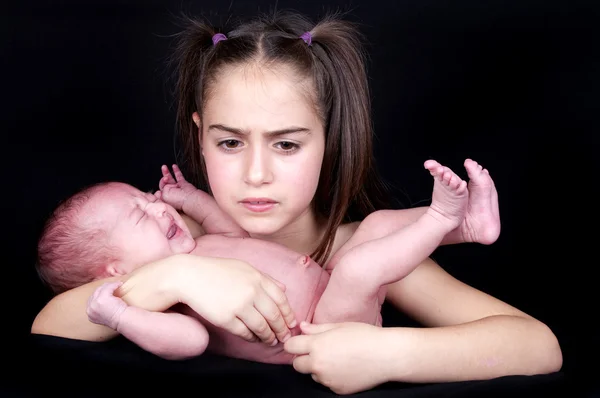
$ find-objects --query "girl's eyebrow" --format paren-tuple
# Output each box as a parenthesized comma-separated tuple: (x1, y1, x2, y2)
(207, 123, 311, 137)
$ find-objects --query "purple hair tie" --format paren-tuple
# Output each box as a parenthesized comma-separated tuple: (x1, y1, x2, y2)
(300, 31, 312, 46)
(212, 33, 227, 45)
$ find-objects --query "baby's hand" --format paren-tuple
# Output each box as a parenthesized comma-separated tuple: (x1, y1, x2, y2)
(157, 164, 198, 211)
(86, 281, 128, 331)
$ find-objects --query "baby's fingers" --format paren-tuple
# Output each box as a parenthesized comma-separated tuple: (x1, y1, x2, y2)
(99, 281, 123, 295)
(160, 165, 177, 186)
(172, 164, 187, 182)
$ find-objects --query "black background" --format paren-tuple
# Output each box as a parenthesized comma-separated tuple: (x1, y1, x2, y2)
(2, 0, 597, 395)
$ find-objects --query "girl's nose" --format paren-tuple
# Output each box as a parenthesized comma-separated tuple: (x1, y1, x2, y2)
(244, 145, 273, 186)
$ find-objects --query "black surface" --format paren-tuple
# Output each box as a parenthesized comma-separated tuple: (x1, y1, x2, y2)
(2, 0, 597, 396)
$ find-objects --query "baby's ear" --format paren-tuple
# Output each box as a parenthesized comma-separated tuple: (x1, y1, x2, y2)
(104, 262, 125, 277)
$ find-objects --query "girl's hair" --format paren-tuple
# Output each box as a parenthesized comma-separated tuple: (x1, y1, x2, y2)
(170, 10, 391, 264)
(36, 183, 121, 294)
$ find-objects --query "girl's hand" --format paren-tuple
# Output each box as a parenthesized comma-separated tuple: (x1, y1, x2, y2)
(170, 256, 297, 345)
(284, 322, 393, 395)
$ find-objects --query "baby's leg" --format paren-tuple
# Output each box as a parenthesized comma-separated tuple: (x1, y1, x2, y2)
(313, 163, 468, 325)
(325, 159, 499, 270)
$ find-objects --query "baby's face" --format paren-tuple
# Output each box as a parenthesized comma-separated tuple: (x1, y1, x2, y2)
(88, 183, 196, 274)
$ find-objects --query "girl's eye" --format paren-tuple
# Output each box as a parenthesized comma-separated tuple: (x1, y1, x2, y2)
(275, 141, 299, 152)
(218, 139, 242, 151)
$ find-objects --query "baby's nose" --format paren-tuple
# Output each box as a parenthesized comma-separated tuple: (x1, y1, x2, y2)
(148, 201, 169, 217)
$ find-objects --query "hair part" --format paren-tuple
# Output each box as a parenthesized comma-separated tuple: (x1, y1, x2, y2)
(36, 183, 122, 295)
(170, 9, 391, 264)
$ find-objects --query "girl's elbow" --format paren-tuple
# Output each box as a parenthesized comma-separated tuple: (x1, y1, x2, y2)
(534, 320, 563, 374)
(545, 332, 563, 373)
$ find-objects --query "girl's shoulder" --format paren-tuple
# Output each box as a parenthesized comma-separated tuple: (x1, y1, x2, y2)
(323, 221, 361, 266)
(335, 221, 362, 246)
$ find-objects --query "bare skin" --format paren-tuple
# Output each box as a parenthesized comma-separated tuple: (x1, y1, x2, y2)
(326, 158, 500, 268)
(312, 159, 473, 326)
(88, 159, 501, 364)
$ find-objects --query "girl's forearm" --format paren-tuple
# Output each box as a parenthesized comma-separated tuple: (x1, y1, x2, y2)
(31, 277, 121, 341)
(115, 254, 194, 310)
(380, 315, 562, 383)
(31, 254, 194, 341)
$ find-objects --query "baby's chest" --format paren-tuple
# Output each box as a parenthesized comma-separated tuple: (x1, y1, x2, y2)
(191, 236, 329, 314)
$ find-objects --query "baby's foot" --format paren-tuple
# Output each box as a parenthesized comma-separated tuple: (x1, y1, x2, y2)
(459, 159, 501, 245)
(424, 160, 469, 231)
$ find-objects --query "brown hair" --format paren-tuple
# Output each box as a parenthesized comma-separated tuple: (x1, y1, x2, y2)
(36, 183, 121, 294)
(170, 10, 390, 264)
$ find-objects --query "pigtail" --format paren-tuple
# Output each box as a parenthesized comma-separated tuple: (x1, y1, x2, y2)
(169, 15, 223, 190)
(306, 16, 390, 264)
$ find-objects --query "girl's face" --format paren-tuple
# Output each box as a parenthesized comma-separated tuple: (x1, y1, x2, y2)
(199, 64, 325, 238)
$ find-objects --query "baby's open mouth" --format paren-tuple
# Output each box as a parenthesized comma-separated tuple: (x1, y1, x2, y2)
(167, 224, 177, 239)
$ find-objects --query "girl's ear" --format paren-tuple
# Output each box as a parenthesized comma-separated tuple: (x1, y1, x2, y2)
(192, 112, 201, 128)
(193, 112, 204, 156)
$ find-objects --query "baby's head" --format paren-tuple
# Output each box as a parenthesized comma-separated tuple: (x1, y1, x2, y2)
(37, 182, 195, 294)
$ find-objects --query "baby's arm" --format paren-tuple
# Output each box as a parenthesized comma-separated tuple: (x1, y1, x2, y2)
(158, 164, 248, 238)
(87, 281, 209, 360)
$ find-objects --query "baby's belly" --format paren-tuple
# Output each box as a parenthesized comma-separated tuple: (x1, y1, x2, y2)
(190, 235, 331, 364)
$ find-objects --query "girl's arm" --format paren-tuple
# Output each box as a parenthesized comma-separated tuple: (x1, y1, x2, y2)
(32, 253, 297, 345)
(381, 257, 562, 382)
(285, 257, 561, 394)
(31, 254, 190, 342)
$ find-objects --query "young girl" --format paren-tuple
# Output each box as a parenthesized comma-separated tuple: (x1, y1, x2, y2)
(31, 10, 562, 395)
